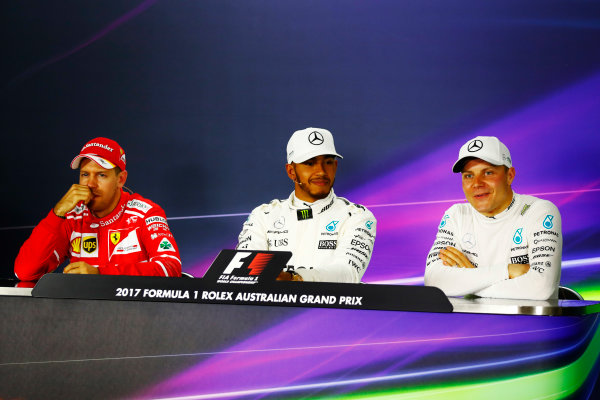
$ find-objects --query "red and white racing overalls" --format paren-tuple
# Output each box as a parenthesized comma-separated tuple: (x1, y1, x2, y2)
(15, 190, 182, 280)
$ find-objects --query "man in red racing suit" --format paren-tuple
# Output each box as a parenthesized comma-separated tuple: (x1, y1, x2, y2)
(14, 137, 182, 280)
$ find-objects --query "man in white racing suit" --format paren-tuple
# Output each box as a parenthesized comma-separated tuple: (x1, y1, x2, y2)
(424, 136, 562, 300)
(236, 127, 377, 283)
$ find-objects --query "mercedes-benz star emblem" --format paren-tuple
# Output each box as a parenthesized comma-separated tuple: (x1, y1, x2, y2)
(308, 131, 324, 145)
(274, 216, 285, 229)
(467, 139, 483, 152)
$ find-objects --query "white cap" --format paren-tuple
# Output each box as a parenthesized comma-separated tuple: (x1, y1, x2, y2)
(286, 127, 343, 163)
(452, 136, 512, 173)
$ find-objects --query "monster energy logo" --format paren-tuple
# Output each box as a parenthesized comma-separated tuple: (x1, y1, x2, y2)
(297, 208, 313, 221)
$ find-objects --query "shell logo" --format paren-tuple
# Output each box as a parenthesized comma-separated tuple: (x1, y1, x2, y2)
(71, 237, 81, 254)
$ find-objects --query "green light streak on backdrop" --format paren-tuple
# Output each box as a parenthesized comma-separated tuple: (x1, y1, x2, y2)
(318, 320, 600, 400)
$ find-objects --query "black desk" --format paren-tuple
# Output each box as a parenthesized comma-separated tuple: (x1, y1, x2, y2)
(2, 276, 600, 399)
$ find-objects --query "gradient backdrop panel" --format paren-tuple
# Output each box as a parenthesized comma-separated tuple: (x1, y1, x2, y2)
(2, 1, 600, 398)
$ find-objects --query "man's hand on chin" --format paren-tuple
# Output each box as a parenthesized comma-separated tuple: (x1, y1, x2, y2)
(53, 184, 92, 217)
(63, 261, 99, 274)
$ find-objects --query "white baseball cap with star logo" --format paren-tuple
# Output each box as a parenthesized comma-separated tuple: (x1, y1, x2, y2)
(453, 136, 512, 173)
(286, 127, 343, 164)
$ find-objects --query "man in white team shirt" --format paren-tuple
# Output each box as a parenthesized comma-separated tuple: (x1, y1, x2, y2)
(236, 127, 377, 283)
(424, 136, 562, 300)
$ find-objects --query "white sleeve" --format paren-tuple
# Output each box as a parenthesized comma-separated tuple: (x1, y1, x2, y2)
(236, 205, 270, 251)
(475, 202, 562, 300)
(424, 207, 508, 296)
(297, 206, 377, 283)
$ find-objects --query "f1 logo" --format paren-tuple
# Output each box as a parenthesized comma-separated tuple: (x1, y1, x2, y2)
(222, 252, 275, 276)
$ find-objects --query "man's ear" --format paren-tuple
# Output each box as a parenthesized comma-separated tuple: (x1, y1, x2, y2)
(285, 164, 296, 182)
(117, 170, 128, 189)
(507, 167, 515, 186)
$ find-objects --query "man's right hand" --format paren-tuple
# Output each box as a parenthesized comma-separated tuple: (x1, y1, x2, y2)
(508, 264, 530, 279)
(276, 270, 304, 281)
(53, 185, 92, 217)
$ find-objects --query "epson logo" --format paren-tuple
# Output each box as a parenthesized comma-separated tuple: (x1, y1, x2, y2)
(532, 246, 556, 254)
(350, 239, 370, 251)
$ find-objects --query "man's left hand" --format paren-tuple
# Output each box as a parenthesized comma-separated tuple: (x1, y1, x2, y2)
(63, 261, 99, 274)
(439, 247, 476, 269)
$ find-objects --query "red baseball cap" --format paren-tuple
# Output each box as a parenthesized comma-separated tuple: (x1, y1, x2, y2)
(70, 137, 127, 171)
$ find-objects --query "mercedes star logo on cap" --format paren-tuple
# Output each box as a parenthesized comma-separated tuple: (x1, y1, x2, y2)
(467, 139, 483, 152)
(308, 131, 324, 145)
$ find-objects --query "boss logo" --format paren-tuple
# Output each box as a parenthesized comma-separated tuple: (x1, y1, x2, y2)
(318, 240, 337, 249)
(510, 255, 529, 264)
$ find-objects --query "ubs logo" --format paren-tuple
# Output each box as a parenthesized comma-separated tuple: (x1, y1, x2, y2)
(273, 238, 288, 247)
(83, 237, 98, 254)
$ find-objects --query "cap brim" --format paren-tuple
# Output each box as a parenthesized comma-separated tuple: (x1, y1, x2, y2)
(70, 154, 116, 170)
(291, 152, 343, 164)
(453, 155, 505, 173)
(452, 157, 467, 173)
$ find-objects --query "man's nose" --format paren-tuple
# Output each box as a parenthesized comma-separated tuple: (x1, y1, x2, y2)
(473, 174, 484, 186)
(314, 161, 326, 174)
(86, 176, 98, 188)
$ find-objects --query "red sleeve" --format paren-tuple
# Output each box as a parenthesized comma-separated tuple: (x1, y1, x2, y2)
(14, 210, 71, 281)
(97, 205, 182, 277)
